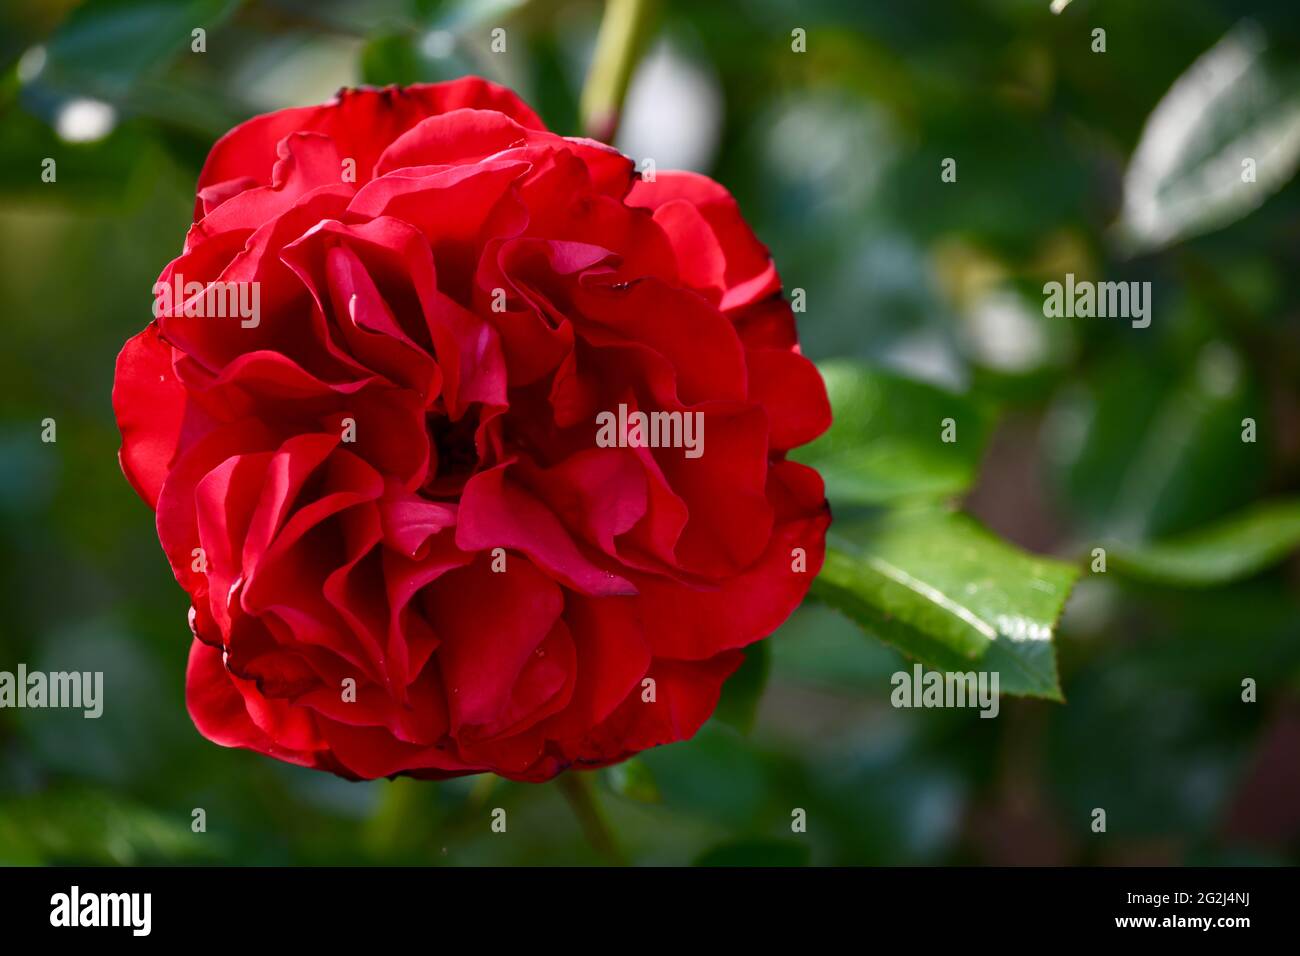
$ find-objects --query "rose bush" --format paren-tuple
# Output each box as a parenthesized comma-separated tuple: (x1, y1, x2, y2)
(113, 78, 830, 782)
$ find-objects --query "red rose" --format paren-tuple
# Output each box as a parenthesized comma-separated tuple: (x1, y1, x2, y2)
(113, 78, 830, 782)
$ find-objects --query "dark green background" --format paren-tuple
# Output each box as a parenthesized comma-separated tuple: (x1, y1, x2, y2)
(1, 0, 1298, 865)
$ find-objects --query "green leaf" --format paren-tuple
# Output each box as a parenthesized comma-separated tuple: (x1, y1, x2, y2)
(694, 839, 810, 867)
(713, 641, 769, 734)
(813, 508, 1078, 700)
(1117, 21, 1300, 253)
(1107, 498, 1300, 587)
(792, 360, 994, 508)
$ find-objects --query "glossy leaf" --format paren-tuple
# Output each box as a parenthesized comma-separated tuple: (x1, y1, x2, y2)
(1117, 21, 1300, 252)
(813, 508, 1078, 700)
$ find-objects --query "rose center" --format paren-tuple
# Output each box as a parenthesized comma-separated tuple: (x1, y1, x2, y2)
(422, 407, 480, 498)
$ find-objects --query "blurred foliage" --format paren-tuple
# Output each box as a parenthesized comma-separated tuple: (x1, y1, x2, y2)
(794, 360, 995, 506)
(2, 0, 1300, 866)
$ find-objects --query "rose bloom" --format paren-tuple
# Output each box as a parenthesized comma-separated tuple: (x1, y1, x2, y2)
(113, 78, 830, 782)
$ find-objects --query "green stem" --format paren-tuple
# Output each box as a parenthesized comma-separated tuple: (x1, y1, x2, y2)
(579, 0, 656, 143)
(556, 771, 625, 864)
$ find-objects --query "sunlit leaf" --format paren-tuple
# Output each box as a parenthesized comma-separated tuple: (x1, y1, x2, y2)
(813, 507, 1078, 699)
(1117, 21, 1300, 252)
